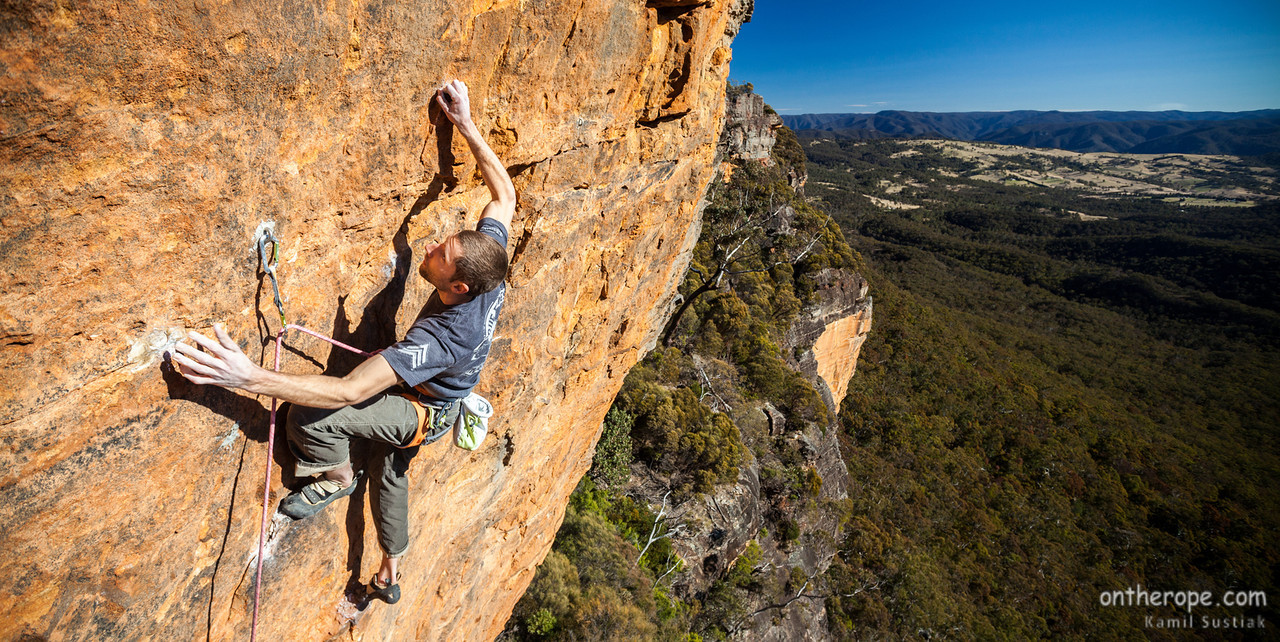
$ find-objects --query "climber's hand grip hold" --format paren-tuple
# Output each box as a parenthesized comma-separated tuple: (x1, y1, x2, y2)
(436, 79, 471, 127)
(172, 323, 258, 391)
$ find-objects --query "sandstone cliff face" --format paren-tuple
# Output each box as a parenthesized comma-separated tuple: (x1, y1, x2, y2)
(0, 1, 751, 639)
(608, 92, 871, 641)
(784, 268, 873, 411)
(718, 86, 782, 165)
(719, 95, 870, 640)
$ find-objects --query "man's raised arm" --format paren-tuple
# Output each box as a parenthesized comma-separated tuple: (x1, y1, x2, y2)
(437, 80, 516, 231)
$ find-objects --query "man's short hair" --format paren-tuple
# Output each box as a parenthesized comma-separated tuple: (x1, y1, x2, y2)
(453, 230, 509, 296)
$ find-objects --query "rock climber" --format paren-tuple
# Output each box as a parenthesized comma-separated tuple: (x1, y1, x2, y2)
(171, 79, 515, 605)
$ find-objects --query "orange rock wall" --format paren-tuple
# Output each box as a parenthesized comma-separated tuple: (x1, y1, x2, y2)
(812, 304, 874, 409)
(0, 0, 750, 639)
(781, 265, 873, 415)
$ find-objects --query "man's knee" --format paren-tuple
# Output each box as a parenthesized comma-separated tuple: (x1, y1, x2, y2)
(285, 403, 333, 436)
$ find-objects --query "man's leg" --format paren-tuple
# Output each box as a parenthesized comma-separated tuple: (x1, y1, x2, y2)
(282, 394, 418, 519)
(368, 440, 415, 598)
(377, 556, 400, 587)
(366, 401, 458, 603)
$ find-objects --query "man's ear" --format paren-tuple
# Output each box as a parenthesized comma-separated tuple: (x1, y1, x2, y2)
(450, 281, 470, 296)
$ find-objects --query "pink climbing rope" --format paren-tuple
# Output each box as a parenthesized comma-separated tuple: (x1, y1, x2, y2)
(285, 324, 376, 358)
(250, 324, 374, 641)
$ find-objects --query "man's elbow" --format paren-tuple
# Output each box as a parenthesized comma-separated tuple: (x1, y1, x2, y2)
(484, 196, 517, 228)
(496, 186, 517, 208)
(336, 380, 379, 407)
(338, 390, 368, 407)
(336, 354, 397, 407)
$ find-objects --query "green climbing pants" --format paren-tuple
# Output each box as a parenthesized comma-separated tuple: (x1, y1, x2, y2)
(284, 393, 457, 558)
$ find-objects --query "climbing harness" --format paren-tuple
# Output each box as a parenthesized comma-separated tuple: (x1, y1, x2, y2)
(250, 234, 373, 642)
(394, 394, 459, 448)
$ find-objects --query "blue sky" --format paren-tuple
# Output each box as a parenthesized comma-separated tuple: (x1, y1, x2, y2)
(729, 1, 1280, 114)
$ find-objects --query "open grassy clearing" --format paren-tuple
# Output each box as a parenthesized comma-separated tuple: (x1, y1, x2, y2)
(888, 139, 1278, 206)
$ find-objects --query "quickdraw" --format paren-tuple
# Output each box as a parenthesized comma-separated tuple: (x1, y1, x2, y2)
(256, 229, 288, 328)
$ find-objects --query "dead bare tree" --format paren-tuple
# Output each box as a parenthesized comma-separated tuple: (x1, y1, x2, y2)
(636, 490, 674, 564)
(759, 575, 883, 616)
(652, 549, 681, 588)
(661, 185, 832, 347)
(694, 359, 733, 412)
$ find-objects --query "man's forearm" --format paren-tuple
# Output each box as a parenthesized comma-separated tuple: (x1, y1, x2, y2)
(243, 354, 399, 409)
(436, 80, 516, 227)
(456, 119, 516, 206)
(244, 369, 362, 409)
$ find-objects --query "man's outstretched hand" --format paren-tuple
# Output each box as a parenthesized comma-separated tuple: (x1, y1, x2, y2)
(171, 323, 259, 391)
(437, 79, 473, 128)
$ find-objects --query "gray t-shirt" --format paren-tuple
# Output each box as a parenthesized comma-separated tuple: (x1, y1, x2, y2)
(383, 218, 508, 403)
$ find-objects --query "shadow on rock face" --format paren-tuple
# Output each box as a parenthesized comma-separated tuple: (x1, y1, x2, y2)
(325, 175, 452, 374)
(161, 352, 271, 444)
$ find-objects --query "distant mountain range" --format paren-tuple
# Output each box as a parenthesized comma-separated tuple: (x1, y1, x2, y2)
(782, 110, 1280, 156)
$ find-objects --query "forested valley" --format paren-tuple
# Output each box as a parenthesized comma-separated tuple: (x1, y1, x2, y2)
(502, 111, 1280, 640)
(810, 136, 1279, 638)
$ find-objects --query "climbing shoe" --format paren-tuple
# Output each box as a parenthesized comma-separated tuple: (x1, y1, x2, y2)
(278, 470, 362, 520)
(368, 573, 401, 604)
